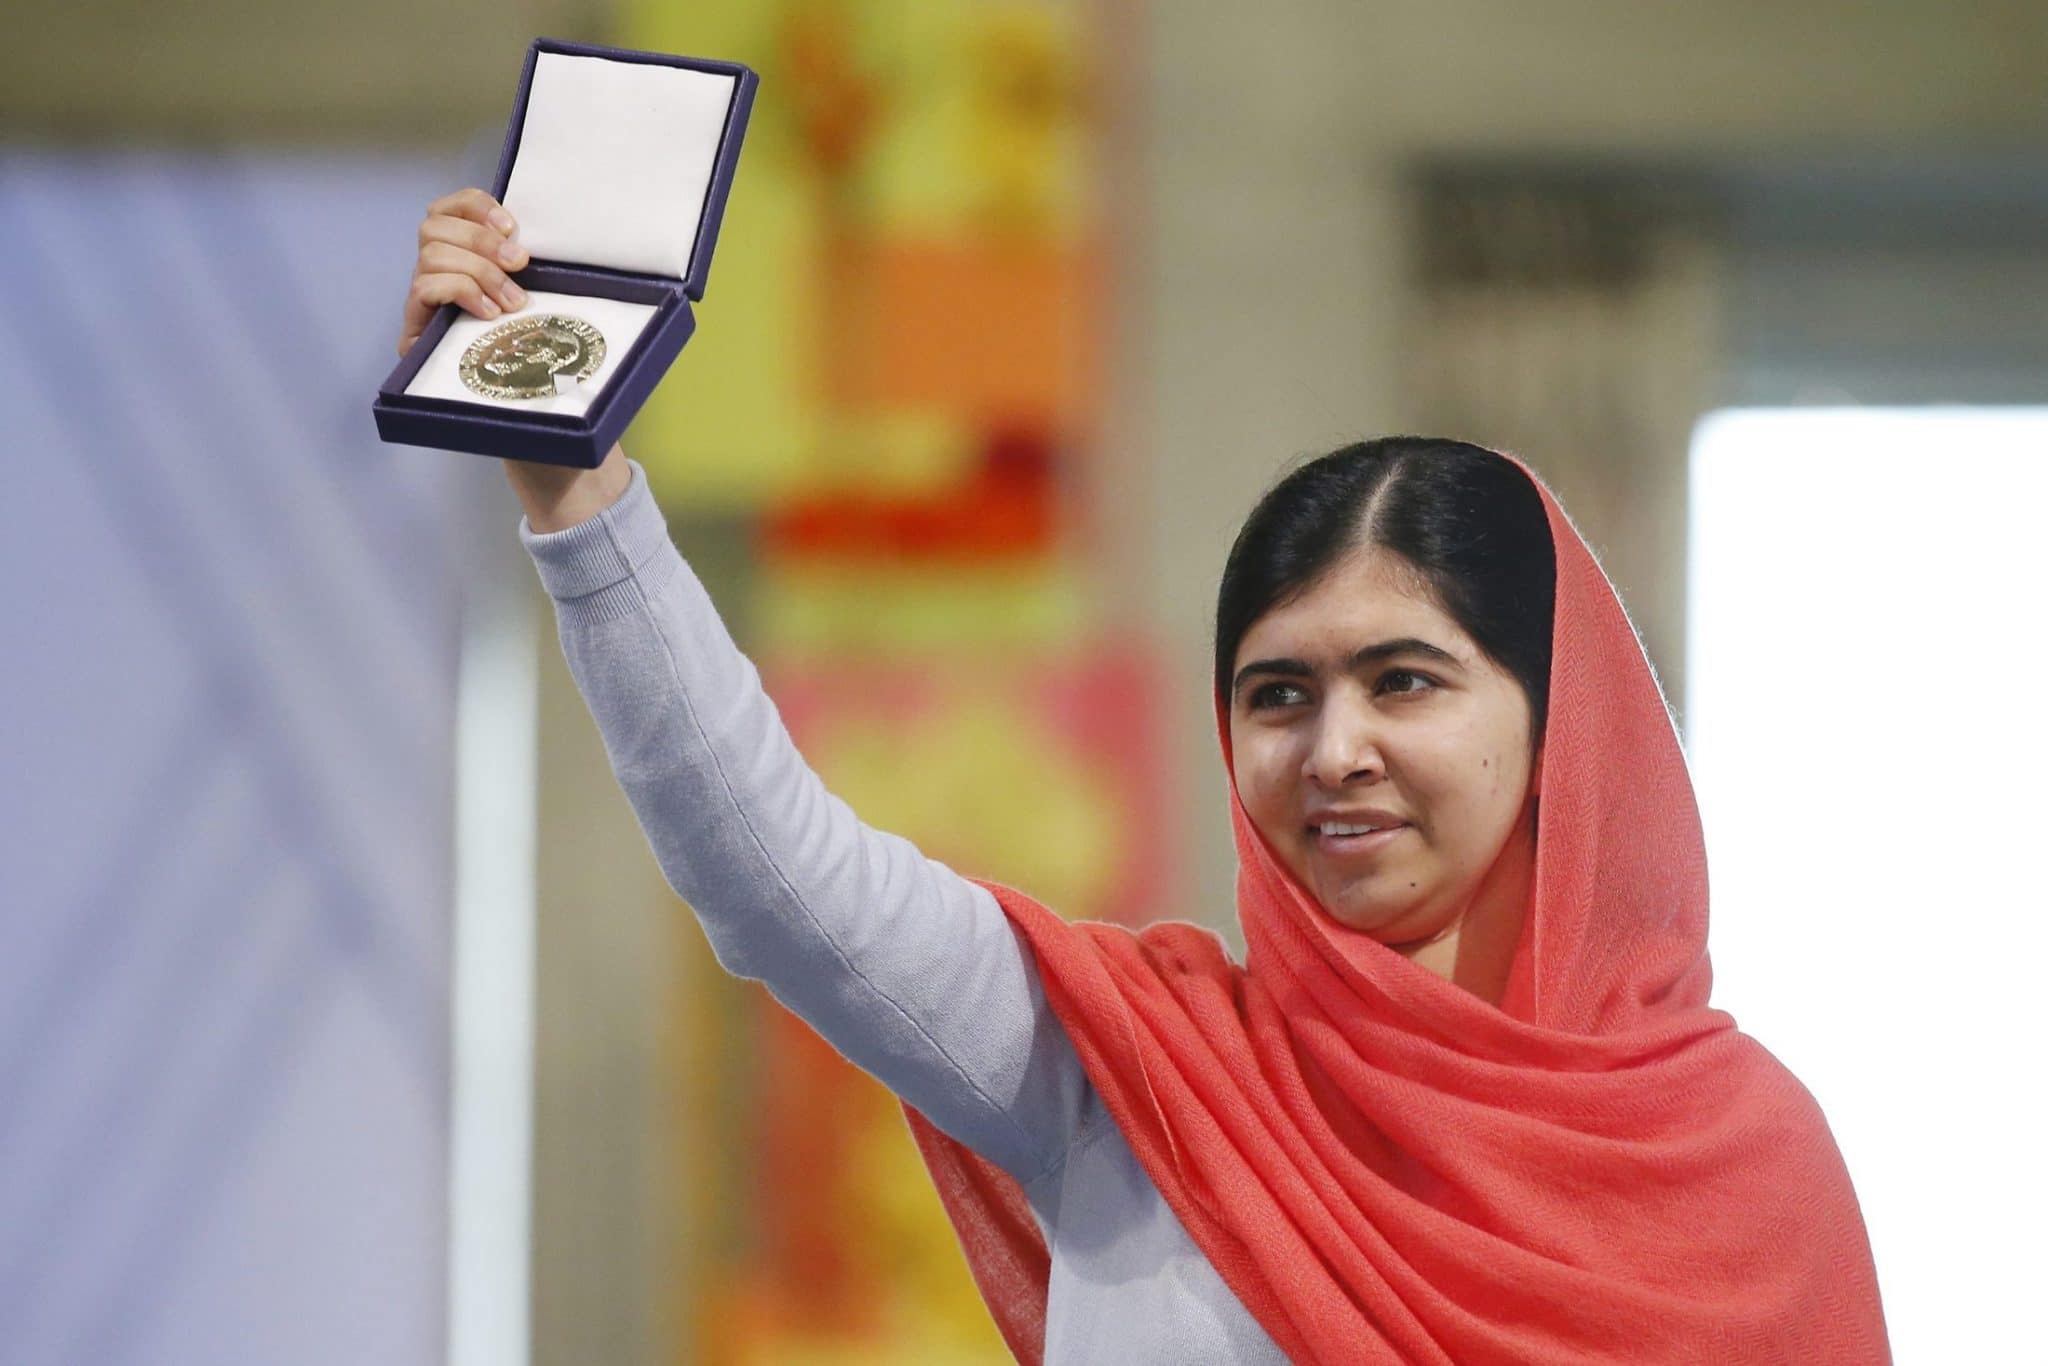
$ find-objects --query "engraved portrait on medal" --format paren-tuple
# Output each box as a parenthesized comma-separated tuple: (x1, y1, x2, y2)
(459, 313, 608, 400)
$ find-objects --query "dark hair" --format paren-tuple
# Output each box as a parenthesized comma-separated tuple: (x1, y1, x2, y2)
(1214, 436, 1557, 751)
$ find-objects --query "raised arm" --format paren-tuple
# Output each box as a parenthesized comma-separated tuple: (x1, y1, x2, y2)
(401, 187, 1095, 1187)
(514, 457, 1092, 1185)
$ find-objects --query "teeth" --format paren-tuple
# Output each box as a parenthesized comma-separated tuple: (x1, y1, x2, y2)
(1319, 822, 1380, 837)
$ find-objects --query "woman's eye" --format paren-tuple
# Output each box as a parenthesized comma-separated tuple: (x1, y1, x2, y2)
(1248, 681, 1308, 709)
(1379, 669, 1437, 695)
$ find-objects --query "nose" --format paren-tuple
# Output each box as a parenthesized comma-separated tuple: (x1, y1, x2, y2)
(1301, 688, 1384, 788)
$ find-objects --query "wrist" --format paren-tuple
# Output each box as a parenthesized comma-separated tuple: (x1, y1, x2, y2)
(507, 444, 630, 533)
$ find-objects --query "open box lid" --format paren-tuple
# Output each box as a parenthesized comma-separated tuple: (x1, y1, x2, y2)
(492, 38, 756, 298)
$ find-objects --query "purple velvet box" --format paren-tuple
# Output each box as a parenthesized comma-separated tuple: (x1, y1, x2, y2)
(373, 37, 757, 468)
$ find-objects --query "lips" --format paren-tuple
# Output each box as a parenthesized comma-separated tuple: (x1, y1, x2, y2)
(1309, 822, 1410, 861)
(1304, 808, 1407, 835)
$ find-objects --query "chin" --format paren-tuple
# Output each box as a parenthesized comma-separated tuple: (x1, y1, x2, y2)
(1314, 887, 1420, 938)
(1324, 865, 1464, 935)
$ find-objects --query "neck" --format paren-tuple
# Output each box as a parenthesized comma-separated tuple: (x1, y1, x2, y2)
(1398, 800, 1537, 1007)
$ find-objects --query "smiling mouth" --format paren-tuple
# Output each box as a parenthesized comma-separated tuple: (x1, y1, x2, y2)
(1309, 823, 1409, 858)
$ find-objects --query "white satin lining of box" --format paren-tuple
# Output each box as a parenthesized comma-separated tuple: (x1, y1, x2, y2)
(499, 52, 735, 280)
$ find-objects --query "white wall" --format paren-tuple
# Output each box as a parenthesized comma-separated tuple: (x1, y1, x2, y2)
(1687, 407, 2048, 1359)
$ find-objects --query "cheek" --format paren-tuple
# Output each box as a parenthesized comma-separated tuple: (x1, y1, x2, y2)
(1433, 737, 1529, 848)
(1408, 733, 1503, 832)
(1230, 731, 1298, 824)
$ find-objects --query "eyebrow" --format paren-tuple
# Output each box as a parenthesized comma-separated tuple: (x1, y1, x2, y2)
(1231, 637, 1463, 699)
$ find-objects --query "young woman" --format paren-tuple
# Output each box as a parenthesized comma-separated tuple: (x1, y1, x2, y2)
(403, 189, 1891, 1363)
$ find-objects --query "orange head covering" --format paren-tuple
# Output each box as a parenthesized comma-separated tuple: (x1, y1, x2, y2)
(904, 446, 1890, 1363)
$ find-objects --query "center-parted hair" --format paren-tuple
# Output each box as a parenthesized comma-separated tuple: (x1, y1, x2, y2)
(1214, 437, 1558, 752)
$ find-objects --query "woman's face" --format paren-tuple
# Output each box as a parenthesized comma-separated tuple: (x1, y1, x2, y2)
(1227, 543, 1541, 945)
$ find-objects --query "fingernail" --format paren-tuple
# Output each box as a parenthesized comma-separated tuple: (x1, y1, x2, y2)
(499, 240, 525, 267)
(490, 208, 516, 234)
(504, 284, 527, 308)
(481, 298, 500, 317)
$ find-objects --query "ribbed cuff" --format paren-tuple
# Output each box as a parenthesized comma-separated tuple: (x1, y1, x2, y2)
(517, 458, 671, 602)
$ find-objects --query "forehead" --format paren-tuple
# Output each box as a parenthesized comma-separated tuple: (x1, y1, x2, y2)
(1234, 545, 1465, 661)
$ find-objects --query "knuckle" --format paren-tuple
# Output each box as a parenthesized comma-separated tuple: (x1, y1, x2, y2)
(428, 187, 482, 219)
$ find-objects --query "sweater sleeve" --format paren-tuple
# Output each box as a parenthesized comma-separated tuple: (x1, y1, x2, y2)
(517, 459, 1094, 1187)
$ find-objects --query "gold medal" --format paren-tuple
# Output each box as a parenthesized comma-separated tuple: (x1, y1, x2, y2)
(459, 313, 608, 400)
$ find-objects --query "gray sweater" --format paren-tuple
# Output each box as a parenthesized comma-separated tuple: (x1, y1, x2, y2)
(520, 460, 1287, 1363)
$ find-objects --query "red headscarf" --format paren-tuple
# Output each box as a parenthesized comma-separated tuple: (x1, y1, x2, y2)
(902, 448, 1890, 1363)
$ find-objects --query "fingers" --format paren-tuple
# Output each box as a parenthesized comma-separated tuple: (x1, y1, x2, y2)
(418, 212, 529, 273)
(418, 239, 527, 312)
(400, 270, 503, 356)
(399, 188, 532, 359)
(427, 186, 519, 237)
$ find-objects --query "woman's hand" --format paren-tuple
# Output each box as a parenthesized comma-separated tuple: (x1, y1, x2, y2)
(397, 186, 530, 359)
(399, 187, 630, 532)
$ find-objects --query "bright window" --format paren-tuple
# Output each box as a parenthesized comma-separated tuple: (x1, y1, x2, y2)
(1685, 407, 2048, 1359)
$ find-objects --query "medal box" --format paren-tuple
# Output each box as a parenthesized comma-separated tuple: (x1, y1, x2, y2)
(373, 37, 757, 467)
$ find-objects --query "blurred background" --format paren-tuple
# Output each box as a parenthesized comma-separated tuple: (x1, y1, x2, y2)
(3, 2, 2044, 1363)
